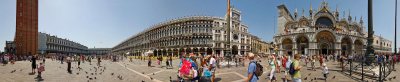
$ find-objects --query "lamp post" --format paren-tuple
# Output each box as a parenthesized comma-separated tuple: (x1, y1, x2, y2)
(395, 0, 398, 70)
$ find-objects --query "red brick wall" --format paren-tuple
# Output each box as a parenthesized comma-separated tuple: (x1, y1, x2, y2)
(15, 0, 38, 55)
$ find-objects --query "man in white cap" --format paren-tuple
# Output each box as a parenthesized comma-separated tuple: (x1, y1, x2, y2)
(322, 63, 329, 80)
(246, 53, 258, 82)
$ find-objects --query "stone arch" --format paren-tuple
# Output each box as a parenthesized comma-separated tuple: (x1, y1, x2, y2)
(314, 12, 336, 28)
(354, 39, 364, 55)
(232, 45, 239, 55)
(296, 34, 309, 55)
(282, 38, 293, 55)
(315, 30, 336, 55)
(314, 29, 337, 42)
(341, 36, 352, 56)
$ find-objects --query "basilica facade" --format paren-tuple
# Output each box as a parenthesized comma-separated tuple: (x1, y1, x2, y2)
(274, 1, 392, 56)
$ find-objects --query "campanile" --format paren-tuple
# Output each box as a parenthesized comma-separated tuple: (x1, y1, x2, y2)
(15, 0, 38, 55)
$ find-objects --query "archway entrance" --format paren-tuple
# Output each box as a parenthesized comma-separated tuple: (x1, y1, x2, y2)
(316, 31, 335, 55)
(282, 38, 293, 56)
(232, 45, 238, 55)
(296, 35, 309, 55)
(341, 37, 352, 56)
(354, 39, 364, 55)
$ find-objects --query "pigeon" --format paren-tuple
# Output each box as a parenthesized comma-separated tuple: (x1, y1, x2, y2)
(86, 76, 89, 78)
(89, 78, 93, 80)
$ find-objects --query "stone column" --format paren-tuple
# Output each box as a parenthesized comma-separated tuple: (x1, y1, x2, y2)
(172, 49, 174, 57)
(335, 42, 341, 55)
(184, 48, 187, 55)
(293, 42, 298, 55)
(161, 49, 164, 57)
(279, 44, 283, 56)
(351, 44, 355, 55)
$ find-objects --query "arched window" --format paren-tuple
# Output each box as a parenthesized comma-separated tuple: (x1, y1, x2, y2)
(316, 17, 333, 27)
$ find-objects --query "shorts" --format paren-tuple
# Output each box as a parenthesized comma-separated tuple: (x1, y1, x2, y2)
(32, 64, 37, 69)
(211, 68, 216, 73)
(292, 78, 302, 82)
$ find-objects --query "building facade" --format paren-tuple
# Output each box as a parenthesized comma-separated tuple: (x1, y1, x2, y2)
(38, 32, 88, 55)
(88, 48, 111, 55)
(112, 8, 252, 57)
(373, 35, 393, 55)
(4, 41, 16, 54)
(15, 0, 39, 55)
(274, 1, 392, 56)
(250, 35, 273, 56)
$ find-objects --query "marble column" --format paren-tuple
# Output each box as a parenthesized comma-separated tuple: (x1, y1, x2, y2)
(293, 42, 298, 55)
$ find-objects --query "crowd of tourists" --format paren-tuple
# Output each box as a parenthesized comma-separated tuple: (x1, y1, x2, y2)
(176, 53, 217, 82)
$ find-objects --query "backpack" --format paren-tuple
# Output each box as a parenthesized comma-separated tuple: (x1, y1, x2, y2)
(250, 61, 263, 77)
(179, 59, 192, 76)
(289, 62, 296, 75)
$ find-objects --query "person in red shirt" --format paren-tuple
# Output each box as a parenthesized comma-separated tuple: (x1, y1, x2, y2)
(319, 54, 324, 67)
(281, 55, 287, 69)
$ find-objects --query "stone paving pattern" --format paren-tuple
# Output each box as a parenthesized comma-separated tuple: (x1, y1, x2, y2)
(2, 58, 400, 82)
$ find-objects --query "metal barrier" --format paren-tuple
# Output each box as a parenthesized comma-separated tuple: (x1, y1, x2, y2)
(341, 56, 395, 82)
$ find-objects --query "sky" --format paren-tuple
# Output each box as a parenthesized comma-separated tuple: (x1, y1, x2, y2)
(0, 0, 399, 52)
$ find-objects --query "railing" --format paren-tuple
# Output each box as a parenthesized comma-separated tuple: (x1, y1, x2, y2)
(341, 55, 395, 82)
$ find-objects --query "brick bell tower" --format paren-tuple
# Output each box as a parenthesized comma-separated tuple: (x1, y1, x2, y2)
(15, 0, 39, 55)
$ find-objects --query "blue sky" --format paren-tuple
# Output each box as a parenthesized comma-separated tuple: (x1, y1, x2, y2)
(0, 0, 398, 52)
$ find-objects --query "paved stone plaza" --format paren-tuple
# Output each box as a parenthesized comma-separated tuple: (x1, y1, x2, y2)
(2, 58, 400, 82)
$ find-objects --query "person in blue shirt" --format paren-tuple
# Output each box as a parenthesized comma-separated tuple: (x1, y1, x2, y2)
(246, 53, 258, 82)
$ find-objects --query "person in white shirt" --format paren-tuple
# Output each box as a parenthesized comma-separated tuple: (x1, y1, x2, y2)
(322, 63, 329, 80)
(209, 55, 216, 82)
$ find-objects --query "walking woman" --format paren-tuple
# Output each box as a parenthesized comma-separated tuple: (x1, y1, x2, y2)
(268, 55, 277, 82)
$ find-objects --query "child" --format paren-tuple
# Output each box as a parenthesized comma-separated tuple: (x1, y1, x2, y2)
(322, 63, 329, 80)
(37, 63, 45, 79)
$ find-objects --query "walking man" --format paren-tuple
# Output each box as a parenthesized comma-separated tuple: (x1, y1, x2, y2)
(246, 53, 258, 82)
(31, 53, 37, 74)
(67, 56, 72, 73)
(292, 54, 302, 82)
